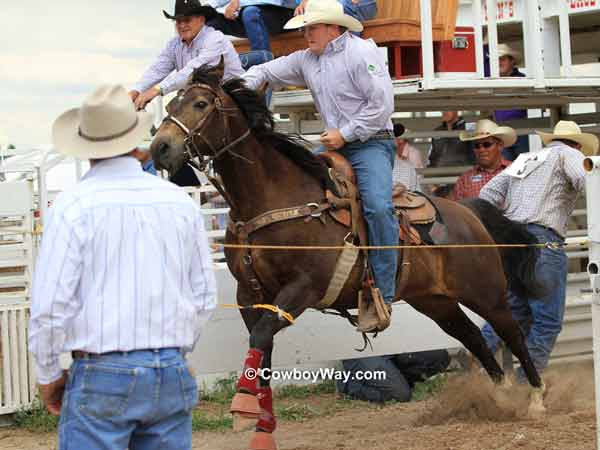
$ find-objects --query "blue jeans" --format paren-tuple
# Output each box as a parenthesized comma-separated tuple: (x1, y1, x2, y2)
(481, 224, 567, 381)
(501, 135, 530, 162)
(341, 0, 378, 21)
(337, 138, 399, 303)
(240, 50, 274, 105)
(208, 6, 293, 52)
(58, 349, 198, 450)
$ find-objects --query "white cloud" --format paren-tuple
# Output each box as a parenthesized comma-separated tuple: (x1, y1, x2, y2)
(0, 0, 175, 146)
(2, 52, 147, 87)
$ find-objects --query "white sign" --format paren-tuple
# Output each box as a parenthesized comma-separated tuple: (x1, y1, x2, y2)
(483, 1, 519, 24)
(505, 149, 550, 179)
(568, 0, 599, 13)
(481, 0, 600, 24)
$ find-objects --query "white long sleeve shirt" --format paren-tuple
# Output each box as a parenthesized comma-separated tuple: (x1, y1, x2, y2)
(242, 32, 394, 143)
(28, 156, 217, 384)
(133, 25, 244, 95)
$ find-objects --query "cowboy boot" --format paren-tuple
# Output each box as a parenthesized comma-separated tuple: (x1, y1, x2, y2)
(357, 287, 392, 333)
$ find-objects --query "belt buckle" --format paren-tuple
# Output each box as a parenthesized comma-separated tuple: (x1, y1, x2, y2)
(72, 350, 90, 359)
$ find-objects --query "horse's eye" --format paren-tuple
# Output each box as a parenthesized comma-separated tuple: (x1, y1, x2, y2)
(194, 101, 208, 109)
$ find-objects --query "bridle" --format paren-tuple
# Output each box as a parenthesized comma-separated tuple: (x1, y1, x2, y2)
(161, 83, 252, 173)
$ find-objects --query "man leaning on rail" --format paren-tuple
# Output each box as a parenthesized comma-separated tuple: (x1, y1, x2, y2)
(241, 0, 399, 331)
(473, 120, 598, 382)
(28, 84, 217, 450)
(129, 0, 244, 111)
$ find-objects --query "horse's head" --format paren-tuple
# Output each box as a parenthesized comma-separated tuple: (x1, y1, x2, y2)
(151, 59, 249, 174)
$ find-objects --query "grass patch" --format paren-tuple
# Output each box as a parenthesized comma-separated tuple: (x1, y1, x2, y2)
(200, 374, 237, 405)
(411, 374, 448, 401)
(11, 379, 377, 434)
(192, 409, 232, 431)
(13, 399, 59, 433)
(275, 403, 321, 421)
(275, 380, 336, 399)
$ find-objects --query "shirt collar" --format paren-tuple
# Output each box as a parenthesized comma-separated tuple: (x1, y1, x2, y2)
(323, 31, 350, 55)
(547, 140, 571, 150)
(474, 159, 511, 173)
(82, 156, 142, 180)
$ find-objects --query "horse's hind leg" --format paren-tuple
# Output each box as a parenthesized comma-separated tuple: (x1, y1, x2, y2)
(408, 296, 505, 383)
(482, 304, 542, 389)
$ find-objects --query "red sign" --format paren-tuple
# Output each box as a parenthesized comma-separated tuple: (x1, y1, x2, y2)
(569, 0, 598, 10)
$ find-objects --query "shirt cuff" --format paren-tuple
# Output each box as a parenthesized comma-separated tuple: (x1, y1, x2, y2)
(339, 125, 358, 144)
(159, 78, 178, 96)
(35, 359, 63, 385)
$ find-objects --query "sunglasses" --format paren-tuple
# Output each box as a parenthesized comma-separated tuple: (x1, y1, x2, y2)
(473, 141, 496, 149)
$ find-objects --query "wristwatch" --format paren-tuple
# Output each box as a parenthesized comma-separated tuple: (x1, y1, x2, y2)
(153, 85, 163, 96)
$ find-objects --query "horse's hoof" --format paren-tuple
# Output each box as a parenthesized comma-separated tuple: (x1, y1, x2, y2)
(527, 384, 546, 419)
(249, 431, 277, 450)
(232, 413, 259, 432)
(500, 376, 513, 390)
(231, 393, 261, 432)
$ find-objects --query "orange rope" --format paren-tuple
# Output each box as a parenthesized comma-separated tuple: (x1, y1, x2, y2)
(221, 303, 295, 324)
(219, 241, 584, 251)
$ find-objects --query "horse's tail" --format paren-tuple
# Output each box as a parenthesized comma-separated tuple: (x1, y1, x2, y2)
(461, 198, 546, 299)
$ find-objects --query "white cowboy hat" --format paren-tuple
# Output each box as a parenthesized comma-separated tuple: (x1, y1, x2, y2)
(284, 0, 363, 33)
(52, 84, 154, 160)
(497, 43, 521, 65)
(537, 120, 599, 156)
(459, 119, 517, 147)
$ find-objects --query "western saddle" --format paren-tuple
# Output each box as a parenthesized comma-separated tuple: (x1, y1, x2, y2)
(317, 152, 436, 246)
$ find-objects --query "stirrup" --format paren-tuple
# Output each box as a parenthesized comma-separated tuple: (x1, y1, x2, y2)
(357, 288, 391, 333)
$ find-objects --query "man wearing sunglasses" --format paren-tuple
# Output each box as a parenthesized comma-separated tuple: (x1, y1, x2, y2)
(452, 119, 514, 201)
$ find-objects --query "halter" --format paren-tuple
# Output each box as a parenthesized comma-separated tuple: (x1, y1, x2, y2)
(161, 83, 252, 172)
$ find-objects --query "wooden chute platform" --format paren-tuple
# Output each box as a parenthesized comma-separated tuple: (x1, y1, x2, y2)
(232, 0, 458, 57)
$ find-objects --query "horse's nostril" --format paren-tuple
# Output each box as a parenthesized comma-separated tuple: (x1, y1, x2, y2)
(158, 142, 170, 157)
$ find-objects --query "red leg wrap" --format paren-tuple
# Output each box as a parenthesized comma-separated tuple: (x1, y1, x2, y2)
(236, 348, 264, 395)
(256, 386, 276, 433)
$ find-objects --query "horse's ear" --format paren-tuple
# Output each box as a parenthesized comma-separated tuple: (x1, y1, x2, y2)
(212, 56, 226, 81)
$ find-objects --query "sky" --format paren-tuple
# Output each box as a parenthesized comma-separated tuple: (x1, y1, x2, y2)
(0, 0, 177, 147)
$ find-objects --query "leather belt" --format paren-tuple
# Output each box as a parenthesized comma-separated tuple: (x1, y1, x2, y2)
(370, 129, 395, 140)
(71, 348, 181, 359)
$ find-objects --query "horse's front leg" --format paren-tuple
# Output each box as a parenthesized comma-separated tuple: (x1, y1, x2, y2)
(231, 276, 318, 449)
(231, 310, 290, 432)
(249, 346, 277, 450)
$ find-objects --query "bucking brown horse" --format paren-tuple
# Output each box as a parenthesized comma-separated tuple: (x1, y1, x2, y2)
(151, 63, 545, 450)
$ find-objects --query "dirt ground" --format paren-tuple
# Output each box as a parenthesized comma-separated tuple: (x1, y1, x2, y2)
(1, 361, 596, 450)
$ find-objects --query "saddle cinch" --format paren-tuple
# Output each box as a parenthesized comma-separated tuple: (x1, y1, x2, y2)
(317, 152, 438, 246)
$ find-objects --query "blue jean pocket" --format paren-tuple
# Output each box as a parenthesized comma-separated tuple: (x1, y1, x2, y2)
(177, 365, 199, 413)
(79, 365, 137, 419)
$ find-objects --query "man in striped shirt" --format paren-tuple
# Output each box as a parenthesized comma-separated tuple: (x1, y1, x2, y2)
(29, 84, 217, 449)
(477, 121, 598, 382)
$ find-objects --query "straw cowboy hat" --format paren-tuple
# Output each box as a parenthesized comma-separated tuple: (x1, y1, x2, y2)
(497, 43, 521, 64)
(459, 119, 517, 147)
(163, 0, 217, 20)
(284, 0, 363, 33)
(52, 84, 154, 160)
(537, 120, 599, 156)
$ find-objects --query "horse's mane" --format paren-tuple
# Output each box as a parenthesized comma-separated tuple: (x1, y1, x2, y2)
(190, 66, 328, 184)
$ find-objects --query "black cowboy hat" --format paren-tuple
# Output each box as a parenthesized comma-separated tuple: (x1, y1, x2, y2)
(163, 0, 217, 20)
